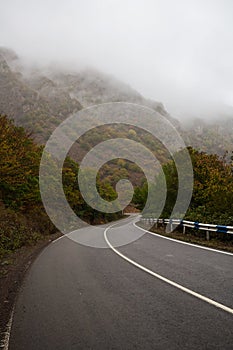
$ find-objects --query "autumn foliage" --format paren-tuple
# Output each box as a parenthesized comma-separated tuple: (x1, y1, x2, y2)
(134, 147, 233, 226)
(0, 115, 120, 257)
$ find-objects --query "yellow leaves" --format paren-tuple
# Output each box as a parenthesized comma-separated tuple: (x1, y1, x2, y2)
(0, 115, 42, 208)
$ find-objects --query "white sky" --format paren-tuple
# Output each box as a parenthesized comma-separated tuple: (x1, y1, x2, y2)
(1, 0, 233, 120)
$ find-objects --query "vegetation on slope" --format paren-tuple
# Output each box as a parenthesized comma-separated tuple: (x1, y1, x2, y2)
(133, 147, 233, 226)
(0, 116, 120, 257)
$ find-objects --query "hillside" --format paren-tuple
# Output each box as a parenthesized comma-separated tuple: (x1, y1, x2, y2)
(1, 47, 233, 185)
(0, 48, 176, 186)
(183, 117, 233, 158)
(0, 47, 177, 135)
(0, 48, 82, 142)
(50, 68, 173, 118)
(0, 115, 122, 257)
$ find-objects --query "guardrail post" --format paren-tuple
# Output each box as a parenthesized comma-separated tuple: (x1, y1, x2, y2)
(169, 219, 173, 232)
(183, 225, 186, 234)
(206, 230, 210, 241)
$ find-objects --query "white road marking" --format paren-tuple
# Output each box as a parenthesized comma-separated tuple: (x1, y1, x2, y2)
(133, 222, 233, 256)
(104, 222, 233, 316)
(1, 307, 14, 350)
(52, 234, 67, 244)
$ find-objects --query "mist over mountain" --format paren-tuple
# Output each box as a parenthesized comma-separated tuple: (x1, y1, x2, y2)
(183, 116, 233, 157)
(0, 47, 178, 135)
(0, 47, 173, 186)
(2, 0, 233, 122)
(0, 48, 82, 141)
(0, 46, 233, 161)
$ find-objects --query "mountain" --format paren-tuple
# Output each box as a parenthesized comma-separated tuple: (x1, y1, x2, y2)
(0, 47, 178, 134)
(0, 47, 177, 186)
(1, 47, 233, 185)
(0, 48, 82, 142)
(183, 117, 233, 158)
(49, 68, 172, 118)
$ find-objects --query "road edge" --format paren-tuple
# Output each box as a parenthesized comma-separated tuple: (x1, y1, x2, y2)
(0, 232, 61, 349)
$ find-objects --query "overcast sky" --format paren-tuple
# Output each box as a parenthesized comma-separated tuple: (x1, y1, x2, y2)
(1, 0, 233, 121)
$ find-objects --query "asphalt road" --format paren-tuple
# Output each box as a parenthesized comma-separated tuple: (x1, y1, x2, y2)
(8, 216, 233, 349)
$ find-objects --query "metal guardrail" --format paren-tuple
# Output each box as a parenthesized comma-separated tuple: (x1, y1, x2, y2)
(139, 217, 233, 240)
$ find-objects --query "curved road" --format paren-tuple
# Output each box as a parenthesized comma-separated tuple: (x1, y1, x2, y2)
(8, 216, 233, 349)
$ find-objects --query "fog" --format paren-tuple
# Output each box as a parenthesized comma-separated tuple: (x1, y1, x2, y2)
(1, 0, 233, 121)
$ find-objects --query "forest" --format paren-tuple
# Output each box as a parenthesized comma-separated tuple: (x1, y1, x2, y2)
(0, 115, 120, 257)
(1, 112, 233, 257)
(133, 147, 233, 226)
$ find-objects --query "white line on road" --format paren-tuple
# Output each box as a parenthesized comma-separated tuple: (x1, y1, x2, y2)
(1, 307, 14, 350)
(104, 222, 233, 316)
(133, 222, 233, 256)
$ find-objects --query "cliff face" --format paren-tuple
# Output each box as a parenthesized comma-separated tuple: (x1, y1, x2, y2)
(1, 47, 233, 160)
(0, 47, 179, 186)
(0, 47, 179, 141)
(50, 68, 180, 128)
(0, 48, 82, 141)
(2, 47, 233, 189)
(51, 68, 162, 108)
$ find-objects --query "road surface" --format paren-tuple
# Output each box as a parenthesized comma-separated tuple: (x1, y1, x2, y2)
(8, 216, 233, 349)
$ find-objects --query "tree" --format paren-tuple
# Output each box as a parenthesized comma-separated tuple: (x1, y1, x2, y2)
(133, 147, 233, 225)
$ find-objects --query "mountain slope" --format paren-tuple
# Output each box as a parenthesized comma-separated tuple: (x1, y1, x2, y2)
(2, 47, 233, 186)
(183, 117, 233, 157)
(0, 48, 176, 186)
(0, 48, 82, 142)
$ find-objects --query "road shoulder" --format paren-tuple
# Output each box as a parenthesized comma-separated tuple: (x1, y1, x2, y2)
(0, 232, 61, 346)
